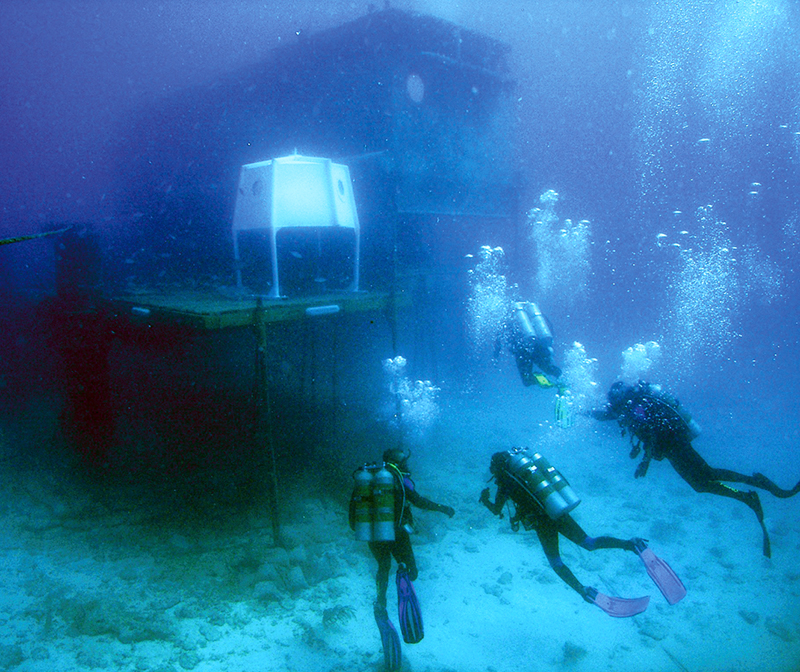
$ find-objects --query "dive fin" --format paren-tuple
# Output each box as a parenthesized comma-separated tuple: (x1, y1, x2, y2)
(396, 564, 424, 644)
(374, 602, 401, 671)
(588, 589, 650, 618)
(634, 540, 687, 605)
(759, 517, 771, 558)
(533, 373, 554, 388)
(744, 490, 771, 558)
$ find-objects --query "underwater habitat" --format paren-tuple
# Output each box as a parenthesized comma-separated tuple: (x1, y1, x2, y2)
(1, 1, 800, 670)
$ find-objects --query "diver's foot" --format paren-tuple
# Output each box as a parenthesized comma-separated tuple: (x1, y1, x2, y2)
(753, 472, 799, 498)
(629, 537, 649, 553)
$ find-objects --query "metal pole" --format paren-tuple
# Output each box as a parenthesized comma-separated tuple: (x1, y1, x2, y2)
(331, 315, 338, 435)
(254, 298, 282, 546)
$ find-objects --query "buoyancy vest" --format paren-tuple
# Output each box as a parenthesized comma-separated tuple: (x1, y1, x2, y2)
(619, 382, 701, 456)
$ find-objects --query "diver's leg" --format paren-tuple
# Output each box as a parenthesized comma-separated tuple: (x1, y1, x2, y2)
(369, 541, 393, 608)
(391, 528, 418, 581)
(537, 523, 585, 597)
(558, 515, 636, 552)
(749, 472, 800, 498)
(667, 448, 771, 557)
(670, 443, 800, 498)
(665, 440, 792, 495)
(515, 352, 535, 387)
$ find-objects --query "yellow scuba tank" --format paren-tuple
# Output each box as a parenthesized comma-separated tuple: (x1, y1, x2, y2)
(372, 464, 396, 542)
(352, 466, 375, 541)
(554, 388, 575, 428)
(506, 447, 580, 519)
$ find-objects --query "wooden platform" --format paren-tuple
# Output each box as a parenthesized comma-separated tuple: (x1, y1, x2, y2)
(107, 289, 406, 331)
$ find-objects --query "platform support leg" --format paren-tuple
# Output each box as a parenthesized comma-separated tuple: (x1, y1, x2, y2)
(254, 299, 282, 546)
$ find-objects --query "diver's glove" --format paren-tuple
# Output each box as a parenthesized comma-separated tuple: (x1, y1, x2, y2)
(439, 505, 456, 518)
(634, 458, 651, 479)
(479, 488, 491, 505)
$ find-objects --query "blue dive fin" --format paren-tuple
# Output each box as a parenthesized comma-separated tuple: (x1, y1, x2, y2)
(374, 602, 401, 670)
(396, 564, 424, 644)
(635, 540, 687, 605)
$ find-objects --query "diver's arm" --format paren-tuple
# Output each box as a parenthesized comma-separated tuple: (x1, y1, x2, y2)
(634, 451, 652, 478)
(587, 403, 617, 421)
(407, 488, 455, 517)
(479, 486, 508, 516)
(493, 336, 503, 361)
(592, 405, 617, 421)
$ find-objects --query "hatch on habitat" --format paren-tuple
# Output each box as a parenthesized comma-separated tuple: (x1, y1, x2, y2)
(114, 7, 518, 293)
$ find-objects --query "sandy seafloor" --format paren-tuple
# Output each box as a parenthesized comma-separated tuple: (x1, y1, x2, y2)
(1, 369, 799, 672)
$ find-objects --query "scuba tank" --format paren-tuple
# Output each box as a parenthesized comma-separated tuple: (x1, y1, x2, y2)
(529, 452, 581, 512)
(372, 465, 396, 542)
(513, 302, 536, 339)
(505, 447, 580, 519)
(352, 467, 374, 541)
(684, 416, 702, 441)
(524, 302, 553, 344)
(350, 463, 397, 542)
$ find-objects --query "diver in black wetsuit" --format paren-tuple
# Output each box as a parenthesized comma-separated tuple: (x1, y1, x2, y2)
(367, 447, 455, 609)
(480, 450, 640, 605)
(495, 301, 562, 387)
(592, 381, 800, 558)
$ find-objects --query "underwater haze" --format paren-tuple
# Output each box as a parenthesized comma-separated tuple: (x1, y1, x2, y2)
(2, 1, 800, 671)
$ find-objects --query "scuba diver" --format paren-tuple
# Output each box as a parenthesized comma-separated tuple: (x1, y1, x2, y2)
(480, 447, 685, 618)
(494, 301, 562, 388)
(350, 446, 455, 670)
(592, 380, 800, 558)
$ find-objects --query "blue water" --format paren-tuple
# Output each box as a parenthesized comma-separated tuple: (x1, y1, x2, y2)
(1, 2, 799, 671)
